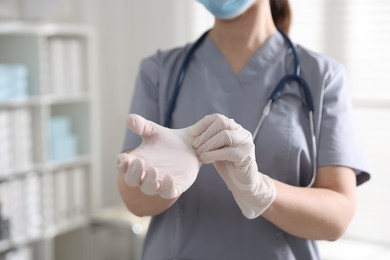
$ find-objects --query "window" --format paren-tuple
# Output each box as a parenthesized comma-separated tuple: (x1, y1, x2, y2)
(290, 0, 390, 245)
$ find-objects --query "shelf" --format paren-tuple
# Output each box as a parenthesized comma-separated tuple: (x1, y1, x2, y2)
(44, 217, 89, 239)
(92, 205, 151, 238)
(0, 218, 89, 254)
(44, 154, 91, 171)
(0, 21, 93, 37)
(44, 94, 90, 105)
(0, 234, 42, 254)
(0, 155, 91, 181)
(0, 96, 42, 107)
(0, 94, 91, 108)
(0, 165, 35, 182)
(0, 22, 99, 260)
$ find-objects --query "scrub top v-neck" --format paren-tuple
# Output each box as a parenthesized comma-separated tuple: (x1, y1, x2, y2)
(123, 31, 370, 260)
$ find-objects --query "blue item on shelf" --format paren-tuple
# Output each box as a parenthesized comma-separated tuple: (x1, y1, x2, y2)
(0, 64, 29, 100)
(0, 64, 28, 79)
(50, 116, 71, 137)
(49, 116, 79, 161)
(51, 134, 78, 161)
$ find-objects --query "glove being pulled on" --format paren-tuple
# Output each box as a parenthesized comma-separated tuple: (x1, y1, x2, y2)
(116, 114, 202, 199)
(191, 113, 276, 219)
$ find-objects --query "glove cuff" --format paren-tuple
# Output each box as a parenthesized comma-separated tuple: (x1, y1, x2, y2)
(232, 173, 276, 219)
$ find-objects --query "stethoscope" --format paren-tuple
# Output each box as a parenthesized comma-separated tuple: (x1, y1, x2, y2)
(164, 29, 317, 188)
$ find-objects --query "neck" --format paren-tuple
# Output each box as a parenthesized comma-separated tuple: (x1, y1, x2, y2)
(209, 1, 277, 74)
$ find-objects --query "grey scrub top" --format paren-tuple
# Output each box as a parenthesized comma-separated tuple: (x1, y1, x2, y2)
(122, 31, 370, 260)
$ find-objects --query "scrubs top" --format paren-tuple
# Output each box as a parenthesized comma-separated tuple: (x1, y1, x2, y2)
(122, 31, 370, 260)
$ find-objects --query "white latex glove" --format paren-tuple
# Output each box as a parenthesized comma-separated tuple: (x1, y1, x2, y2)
(116, 114, 202, 199)
(191, 113, 276, 219)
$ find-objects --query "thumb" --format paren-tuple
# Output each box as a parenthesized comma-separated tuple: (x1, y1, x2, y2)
(127, 114, 157, 138)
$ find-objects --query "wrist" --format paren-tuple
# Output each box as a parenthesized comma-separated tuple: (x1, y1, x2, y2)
(230, 173, 276, 219)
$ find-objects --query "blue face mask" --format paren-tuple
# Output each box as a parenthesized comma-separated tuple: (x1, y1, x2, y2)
(197, 0, 255, 20)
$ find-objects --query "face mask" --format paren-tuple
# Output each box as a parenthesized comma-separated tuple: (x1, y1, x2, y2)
(197, 0, 255, 20)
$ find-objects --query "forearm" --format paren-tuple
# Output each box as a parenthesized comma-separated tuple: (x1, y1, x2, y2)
(262, 175, 356, 241)
(118, 172, 177, 217)
(191, 114, 357, 240)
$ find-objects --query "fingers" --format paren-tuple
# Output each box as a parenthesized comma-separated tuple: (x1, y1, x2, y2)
(196, 128, 236, 155)
(120, 155, 179, 198)
(123, 157, 145, 187)
(159, 175, 179, 199)
(139, 167, 161, 196)
(115, 153, 130, 173)
(190, 113, 235, 138)
(192, 114, 239, 148)
(197, 129, 253, 164)
(127, 114, 157, 138)
(189, 114, 219, 137)
(123, 157, 161, 195)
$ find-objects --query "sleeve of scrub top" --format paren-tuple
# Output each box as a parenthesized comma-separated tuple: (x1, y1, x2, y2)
(317, 64, 370, 185)
(122, 54, 160, 152)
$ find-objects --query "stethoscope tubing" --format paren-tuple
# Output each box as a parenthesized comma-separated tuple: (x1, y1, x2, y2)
(165, 29, 317, 188)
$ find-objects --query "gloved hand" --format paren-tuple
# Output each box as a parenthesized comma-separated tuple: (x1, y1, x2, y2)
(191, 113, 276, 219)
(116, 114, 202, 199)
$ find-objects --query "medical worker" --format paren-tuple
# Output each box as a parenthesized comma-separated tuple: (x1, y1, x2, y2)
(116, 0, 370, 259)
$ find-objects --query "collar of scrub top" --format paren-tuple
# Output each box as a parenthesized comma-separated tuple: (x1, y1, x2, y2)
(164, 29, 317, 188)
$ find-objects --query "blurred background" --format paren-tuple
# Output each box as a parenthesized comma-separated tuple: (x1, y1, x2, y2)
(0, 0, 389, 259)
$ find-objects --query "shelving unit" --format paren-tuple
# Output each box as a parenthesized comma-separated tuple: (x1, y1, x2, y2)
(0, 22, 100, 260)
